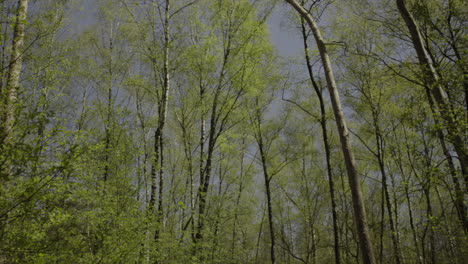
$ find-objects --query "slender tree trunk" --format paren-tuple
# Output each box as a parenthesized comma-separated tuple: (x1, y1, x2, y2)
(149, 0, 170, 244)
(252, 100, 276, 264)
(210, 164, 225, 262)
(390, 171, 402, 260)
(231, 143, 247, 258)
(156, 0, 170, 240)
(195, 33, 231, 243)
(255, 207, 266, 264)
(300, 19, 341, 264)
(103, 26, 114, 184)
(0, 0, 28, 180)
(405, 183, 422, 264)
(373, 120, 402, 264)
(435, 185, 457, 262)
(176, 110, 195, 241)
(136, 92, 150, 263)
(258, 133, 276, 264)
(423, 187, 436, 264)
(0, 0, 8, 92)
(195, 106, 217, 241)
(196, 79, 206, 242)
(401, 128, 423, 264)
(285, 1, 376, 263)
(379, 184, 385, 263)
(136, 91, 149, 203)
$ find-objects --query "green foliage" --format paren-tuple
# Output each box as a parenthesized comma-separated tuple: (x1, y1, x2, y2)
(0, 0, 467, 263)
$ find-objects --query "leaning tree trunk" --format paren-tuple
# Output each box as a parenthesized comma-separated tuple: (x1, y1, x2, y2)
(284, 1, 376, 263)
(396, 0, 468, 190)
(0, 0, 28, 180)
(423, 84, 468, 232)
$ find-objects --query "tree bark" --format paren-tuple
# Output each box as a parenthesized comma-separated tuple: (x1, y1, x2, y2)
(195, 94, 218, 242)
(103, 25, 114, 184)
(0, 0, 29, 180)
(373, 121, 402, 264)
(149, 0, 170, 242)
(284, 1, 376, 263)
(231, 140, 248, 258)
(300, 19, 341, 264)
(396, 0, 468, 190)
(400, 128, 424, 264)
(423, 84, 468, 232)
(195, 24, 232, 242)
(256, 112, 276, 264)
(156, 0, 170, 240)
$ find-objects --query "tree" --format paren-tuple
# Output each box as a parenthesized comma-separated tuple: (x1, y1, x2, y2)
(284, 1, 376, 263)
(396, 0, 468, 193)
(0, 0, 467, 263)
(192, 0, 272, 245)
(299, 16, 341, 264)
(0, 0, 29, 180)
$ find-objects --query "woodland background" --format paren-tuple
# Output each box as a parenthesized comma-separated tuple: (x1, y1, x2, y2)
(0, 0, 466, 263)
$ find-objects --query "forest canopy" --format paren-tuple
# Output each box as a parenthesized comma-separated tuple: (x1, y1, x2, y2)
(0, 0, 466, 263)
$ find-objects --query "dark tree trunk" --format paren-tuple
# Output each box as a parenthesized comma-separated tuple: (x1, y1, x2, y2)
(300, 19, 341, 264)
(149, 0, 170, 244)
(258, 125, 276, 264)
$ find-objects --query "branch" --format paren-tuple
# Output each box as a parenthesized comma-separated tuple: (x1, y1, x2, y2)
(281, 89, 316, 117)
(169, 0, 200, 19)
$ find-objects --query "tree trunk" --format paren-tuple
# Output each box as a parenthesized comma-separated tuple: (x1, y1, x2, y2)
(423, 84, 468, 232)
(103, 25, 114, 184)
(149, 0, 170, 243)
(195, 29, 231, 243)
(195, 99, 217, 242)
(231, 141, 247, 258)
(156, 0, 170, 240)
(424, 187, 436, 264)
(0, 0, 29, 180)
(396, 0, 468, 190)
(300, 19, 341, 264)
(374, 124, 402, 264)
(379, 184, 385, 263)
(257, 124, 276, 264)
(255, 207, 266, 264)
(195, 75, 206, 242)
(401, 128, 423, 264)
(284, 1, 376, 263)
